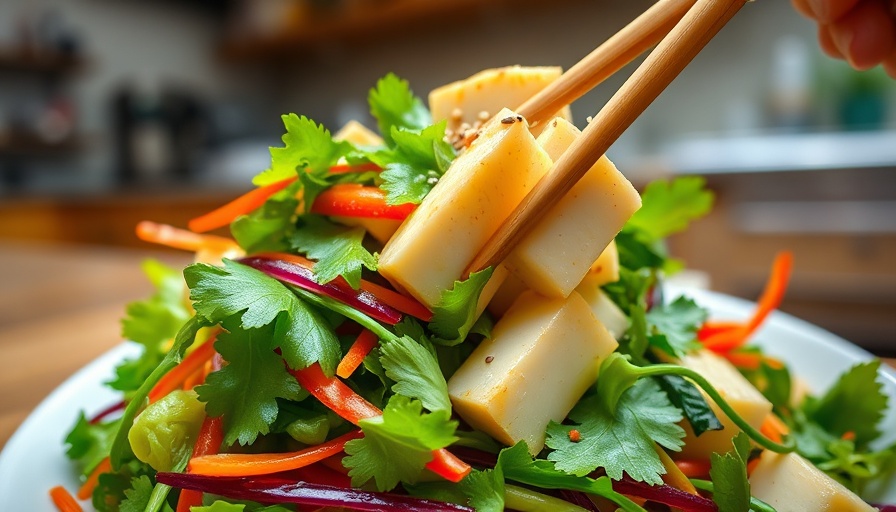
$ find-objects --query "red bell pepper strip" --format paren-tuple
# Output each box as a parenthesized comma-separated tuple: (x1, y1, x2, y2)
(240, 254, 403, 325)
(189, 177, 297, 233)
(337, 330, 380, 379)
(291, 363, 471, 483)
(176, 415, 225, 512)
(310, 184, 416, 220)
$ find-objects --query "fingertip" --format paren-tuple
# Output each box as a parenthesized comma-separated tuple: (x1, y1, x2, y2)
(815, 0, 861, 22)
(792, 0, 818, 18)
(829, 0, 896, 70)
(819, 25, 845, 59)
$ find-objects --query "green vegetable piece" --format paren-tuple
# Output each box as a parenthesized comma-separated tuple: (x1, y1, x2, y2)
(803, 360, 886, 446)
(624, 176, 714, 241)
(118, 475, 155, 512)
(64, 413, 120, 477)
(657, 375, 723, 437)
(408, 468, 505, 512)
(231, 187, 300, 253)
(428, 267, 494, 345)
(343, 395, 458, 491)
(289, 216, 378, 289)
(380, 334, 452, 413)
(376, 122, 456, 205)
(254, 114, 352, 186)
(128, 389, 204, 472)
(709, 432, 752, 512)
(368, 73, 431, 146)
(645, 296, 707, 358)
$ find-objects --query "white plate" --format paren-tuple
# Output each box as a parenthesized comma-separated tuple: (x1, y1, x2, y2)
(1, 288, 894, 510)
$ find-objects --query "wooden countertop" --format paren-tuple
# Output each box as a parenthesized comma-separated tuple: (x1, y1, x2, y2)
(0, 242, 893, 451)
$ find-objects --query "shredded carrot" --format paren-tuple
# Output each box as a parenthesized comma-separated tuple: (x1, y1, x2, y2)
(188, 177, 297, 233)
(148, 333, 218, 403)
(336, 330, 380, 379)
(188, 429, 363, 477)
(359, 280, 433, 322)
(747, 457, 760, 476)
(701, 251, 793, 352)
(136, 221, 240, 253)
(177, 415, 225, 512)
(842, 431, 856, 441)
(76, 457, 111, 500)
(673, 459, 712, 479)
(697, 320, 742, 340)
(760, 414, 789, 444)
(49, 486, 83, 512)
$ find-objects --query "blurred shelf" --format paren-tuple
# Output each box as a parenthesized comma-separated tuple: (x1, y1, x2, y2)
(664, 129, 896, 175)
(0, 47, 87, 76)
(0, 132, 87, 158)
(218, 0, 561, 61)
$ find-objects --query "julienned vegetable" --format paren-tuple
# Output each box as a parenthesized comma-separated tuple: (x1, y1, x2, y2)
(58, 69, 893, 512)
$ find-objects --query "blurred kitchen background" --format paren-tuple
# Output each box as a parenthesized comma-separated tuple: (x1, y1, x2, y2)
(0, 0, 893, 354)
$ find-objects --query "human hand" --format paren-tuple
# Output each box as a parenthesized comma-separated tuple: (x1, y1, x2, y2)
(792, 0, 896, 77)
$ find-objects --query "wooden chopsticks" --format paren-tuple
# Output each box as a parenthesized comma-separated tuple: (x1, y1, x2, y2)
(465, 0, 749, 277)
(517, 0, 697, 129)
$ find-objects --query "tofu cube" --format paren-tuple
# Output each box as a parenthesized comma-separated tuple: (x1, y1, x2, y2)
(749, 451, 876, 512)
(429, 66, 572, 136)
(448, 291, 618, 455)
(377, 109, 552, 308)
(574, 277, 628, 340)
(675, 350, 773, 459)
(588, 239, 620, 286)
(504, 118, 641, 298)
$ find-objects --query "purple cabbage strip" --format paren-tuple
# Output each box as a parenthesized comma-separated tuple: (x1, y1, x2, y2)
(240, 255, 402, 325)
(558, 489, 601, 511)
(88, 400, 125, 424)
(613, 476, 718, 512)
(156, 472, 472, 512)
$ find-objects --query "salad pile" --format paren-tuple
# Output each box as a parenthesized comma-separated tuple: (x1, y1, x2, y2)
(55, 70, 895, 512)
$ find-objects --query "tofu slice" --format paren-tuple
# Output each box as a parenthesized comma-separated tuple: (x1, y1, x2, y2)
(333, 120, 383, 147)
(504, 118, 641, 299)
(487, 271, 529, 318)
(574, 276, 628, 340)
(675, 350, 773, 459)
(377, 109, 552, 308)
(429, 66, 572, 136)
(588, 239, 620, 286)
(448, 290, 618, 455)
(749, 451, 876, 512)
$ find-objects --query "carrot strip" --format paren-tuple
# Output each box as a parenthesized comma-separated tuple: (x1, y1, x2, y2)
(188, 430, 363, 477)
(760, 414, 790, 446)
(336, 330, 380, 379)
(76, 457, 111, 500)
(721, 351, 765, 371)
(360, 281, 433, 322)
(291, 363, 471, 483)
(701, 251, 793, 352)
(697, 321, 742, 341)
(673, 459, 712, 479)
(188, 177, 297, 233)
(49, 486, 83, 512)
(136, 221, 240, 253)
(148, 333, 218, 403)
(177, 415, 226, 512)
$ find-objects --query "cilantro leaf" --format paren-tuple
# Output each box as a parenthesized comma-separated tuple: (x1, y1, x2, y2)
(111, 260, 191, 393)
(614, 231, 667, 271)
(343, 396, 458, 491)
(368, 73, 431, 146)
(802, 360, 886, 447)
(708, 432, 752, 512)
(657, 375, 723, 437)
(546, 378, 685, 484)
(197, 321, 302, 446)
(64, 413, 120, 477)
(645, 296, 707, 357)
(185, 260, 341, 374)
(496, 443, 644, 512)
(625, 176, 713, 241)
(407, 468, 505, 512)
(119, 475, 154, 512)
(379, 335, 452, 413)
(231, 186, 300, 253)
(375, 122, 456, 205)
(289, 216, 377, 289)
(121, 259, 190, 347)
(254, 114, 352, 186)
(428, 267, 494, 345)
